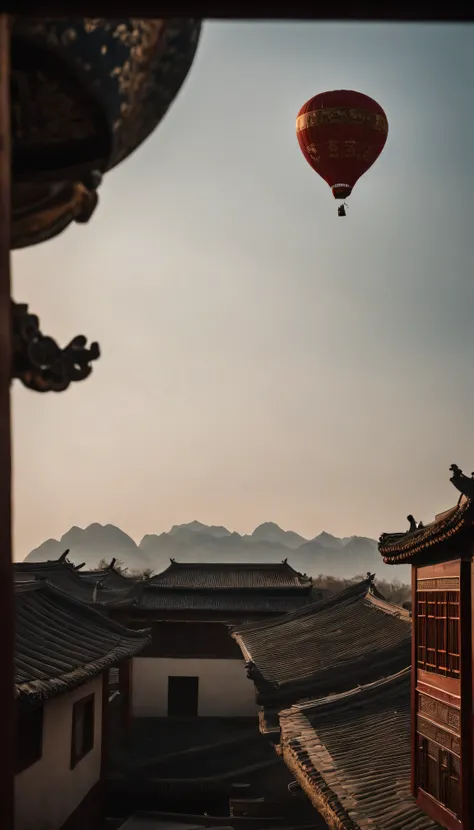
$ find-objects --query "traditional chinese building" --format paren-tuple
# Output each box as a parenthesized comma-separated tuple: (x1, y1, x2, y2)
(378, 463, 474, 830)
(15, 554, 141, 611)
(230, 577, 443, 830)
(110, 560, 318, 718)
(18, 556, 319, 719)
(14, 574, 150, 830)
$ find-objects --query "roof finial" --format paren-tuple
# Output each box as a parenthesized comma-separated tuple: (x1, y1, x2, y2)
(74, 562, 85, 570)
(109, 557, 116, 570)
(450, 463, 474, 498)
(58, 549, 70, 563)
(170, 557, 176, 564)
(407, 515, 417, 533)
(282, 557, 288, 564)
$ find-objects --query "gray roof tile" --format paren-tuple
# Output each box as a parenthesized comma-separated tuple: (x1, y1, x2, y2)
(15, 580, 150, 701)
(148, 561, 312, 591)
(231, 579, 411, 705)
(279, 671, 441, 830)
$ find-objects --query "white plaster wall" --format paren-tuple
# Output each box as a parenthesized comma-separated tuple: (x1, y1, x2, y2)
(15, 676, 103, 830)
(132, 658, 258, 717)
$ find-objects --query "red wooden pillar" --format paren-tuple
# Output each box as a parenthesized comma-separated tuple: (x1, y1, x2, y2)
(0, 15, 14, 830)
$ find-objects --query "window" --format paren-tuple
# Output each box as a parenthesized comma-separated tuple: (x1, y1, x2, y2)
(167, 676, 199, 716)
(70, 694, 95, 768)
(16, 704, 43, 774)
(416, 590, 460, 678)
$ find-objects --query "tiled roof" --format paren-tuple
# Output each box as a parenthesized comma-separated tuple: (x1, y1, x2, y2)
(279, 670, 441, 830)
(15, 579, 150, 701)
(79, 563, 134, 590)
(378, 464, 474, 565)
(15, 560, 140, 608)
(231, 579, 411, 705)
(137, 587, 321, 613)
(148, 561, 312, 591)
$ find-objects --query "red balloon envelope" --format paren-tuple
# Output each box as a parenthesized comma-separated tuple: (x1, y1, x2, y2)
(296, 90, 388, 210)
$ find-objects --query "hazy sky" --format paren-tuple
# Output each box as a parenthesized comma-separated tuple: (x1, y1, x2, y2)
(12, 22, 474, 558)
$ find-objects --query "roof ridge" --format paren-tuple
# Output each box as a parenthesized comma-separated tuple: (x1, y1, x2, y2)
(366, 588, 411, 620)
(162, 560, 305, 570)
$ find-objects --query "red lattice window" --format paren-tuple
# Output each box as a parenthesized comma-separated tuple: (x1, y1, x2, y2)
(416, 591, 460, 678)
(417, 735, 461, 818)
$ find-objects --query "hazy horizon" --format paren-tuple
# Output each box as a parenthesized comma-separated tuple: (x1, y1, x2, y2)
(12, 21, 473, 560)
(29, 518, 380, 551)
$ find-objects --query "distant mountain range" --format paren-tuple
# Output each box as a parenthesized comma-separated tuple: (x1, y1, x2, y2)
(24, 521, 410, 581)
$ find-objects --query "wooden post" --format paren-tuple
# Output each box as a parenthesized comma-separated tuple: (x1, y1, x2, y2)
(120, 659, 132, 744)
(0, 14, 14, 830)
(101, 670, 109, 818)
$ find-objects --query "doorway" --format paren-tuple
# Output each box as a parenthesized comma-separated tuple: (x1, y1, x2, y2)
(167, 675, 199, 716)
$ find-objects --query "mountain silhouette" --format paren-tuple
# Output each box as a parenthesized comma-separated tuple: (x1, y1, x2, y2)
(24, 521, 409, 581)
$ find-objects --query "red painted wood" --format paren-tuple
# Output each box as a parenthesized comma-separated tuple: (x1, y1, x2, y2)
(459, 560, 473, 827)
(411, 564, 417, 798)
(417, 789, 462, 830)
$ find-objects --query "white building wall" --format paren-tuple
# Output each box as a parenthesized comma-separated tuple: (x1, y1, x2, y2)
(15, 676, 103, 830)
(132, 657, 258, 717)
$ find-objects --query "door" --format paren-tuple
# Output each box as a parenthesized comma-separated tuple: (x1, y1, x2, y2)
(167, 676, 199, 716)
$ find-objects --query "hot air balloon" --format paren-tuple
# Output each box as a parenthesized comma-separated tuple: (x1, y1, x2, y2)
(296, 90, 388, 217)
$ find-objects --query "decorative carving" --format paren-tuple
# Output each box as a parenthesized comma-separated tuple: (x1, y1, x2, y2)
(12, 302, 100, 393)
(417, 577, 460, 590)
(418, 693, 460, 732)
(417, 734, 461, 818)
(417, 715, 460, 756)
(449, 463, 474, 499)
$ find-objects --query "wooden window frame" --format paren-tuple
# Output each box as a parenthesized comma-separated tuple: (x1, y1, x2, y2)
(15, 704, 44, 774)
(70, 693, 95, 769)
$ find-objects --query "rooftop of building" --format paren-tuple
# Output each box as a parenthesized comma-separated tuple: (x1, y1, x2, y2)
(78, 558, 137, 589)
(147, 561, 313, 592)
(15, 554, 140, 608)
(378, 463, 474, 565)
(279, 670, 441, 830)
(231, 577, 411, 706)
(15, 578, 150, 702)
